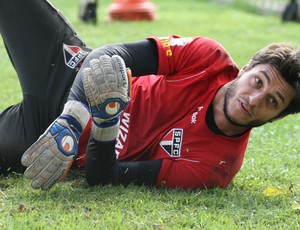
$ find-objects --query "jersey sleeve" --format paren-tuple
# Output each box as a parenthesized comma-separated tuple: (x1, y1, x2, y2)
(147, 35, 223, 76)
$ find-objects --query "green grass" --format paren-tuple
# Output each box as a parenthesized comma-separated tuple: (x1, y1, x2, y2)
(1, 0, 300, 229)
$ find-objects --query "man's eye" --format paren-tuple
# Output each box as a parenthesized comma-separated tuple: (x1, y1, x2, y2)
(269, 97, 278, 107)
(255, 77, 263, 86)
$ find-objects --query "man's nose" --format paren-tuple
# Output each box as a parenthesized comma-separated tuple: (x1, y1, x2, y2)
(249, 92, 264, 106)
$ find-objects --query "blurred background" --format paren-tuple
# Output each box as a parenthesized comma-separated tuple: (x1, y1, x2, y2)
(1, 0, 300, 108)
(52, 0, 300, 65)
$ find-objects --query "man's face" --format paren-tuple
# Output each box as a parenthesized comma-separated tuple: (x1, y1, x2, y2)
(224, 64, 296, 128)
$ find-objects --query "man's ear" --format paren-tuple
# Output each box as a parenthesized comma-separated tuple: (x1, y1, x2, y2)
(241, 64, 249, 72)
(238, 64, 249, 76)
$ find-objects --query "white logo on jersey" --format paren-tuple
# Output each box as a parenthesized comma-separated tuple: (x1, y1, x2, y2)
(160, 129, 183, 157)
(115, 112, 130, 159)
(170, 37, 193, 46)
(63, 44, 89, 69)
(191, 106, 204, 124)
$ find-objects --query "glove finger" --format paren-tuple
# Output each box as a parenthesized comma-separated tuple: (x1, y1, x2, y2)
(90, 58, 105, 85)
(82, 66, 92, 83)
(98, 55, 116, 87)
(41, 160, 73, 190)
(23, 141, 58, 179)
(82, 67, 98, 106)
(30, 157, 61, 189)
(111, 55, 129, 96)
(89, 58, 108, 98)
(21, 131, 54, 166)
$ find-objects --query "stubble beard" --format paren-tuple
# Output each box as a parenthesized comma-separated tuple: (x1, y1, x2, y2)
(223, 79, 266, 128)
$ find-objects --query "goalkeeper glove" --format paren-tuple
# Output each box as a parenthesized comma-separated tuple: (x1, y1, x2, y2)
(21, 100, 90, 190)
(82, 54, 131, 142)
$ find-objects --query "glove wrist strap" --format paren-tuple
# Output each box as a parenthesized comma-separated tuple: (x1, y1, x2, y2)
(62, 100, 91, 131)
(91, 120, 120, 142)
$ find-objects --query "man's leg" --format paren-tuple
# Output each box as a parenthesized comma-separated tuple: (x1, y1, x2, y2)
(0, 0, 90, 173)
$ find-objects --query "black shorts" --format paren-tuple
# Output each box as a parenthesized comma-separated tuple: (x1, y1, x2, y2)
(0, 0, 91, 173)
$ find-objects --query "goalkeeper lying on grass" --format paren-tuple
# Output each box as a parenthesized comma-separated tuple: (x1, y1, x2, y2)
(1, 0, 300, 190)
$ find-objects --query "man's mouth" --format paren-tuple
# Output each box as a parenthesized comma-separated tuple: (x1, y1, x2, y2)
(239, 99, 251, 117)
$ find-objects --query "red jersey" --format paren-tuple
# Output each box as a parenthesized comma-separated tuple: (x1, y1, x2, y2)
(77, 35, 251, 189)
(116, 35, 250, 189)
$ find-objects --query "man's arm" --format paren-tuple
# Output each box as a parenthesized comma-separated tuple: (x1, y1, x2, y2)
(79, 40, 161, 187)
(81, 51, 161, 187)
(68, 39, 159, 103)
(83, 39, 159, 76)
(114, 160, 163, 186)
(85, 139, 162, 187)
(22, 54, 131, 190)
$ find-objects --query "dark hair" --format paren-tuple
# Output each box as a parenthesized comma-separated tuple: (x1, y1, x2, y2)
(247, 42, 300, 116)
